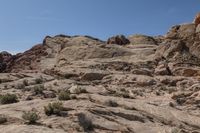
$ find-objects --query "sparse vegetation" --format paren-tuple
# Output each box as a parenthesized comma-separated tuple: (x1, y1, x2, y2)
(0, 115, 7, 124)
(15, 83, 25, 90)
(35, 77, 43, 84)
(23, 79, 29, 86)
(171, 128, 181, 133)
(44, 102, 65, 116)
(22, 111, 40, 124)
(0, 94, 18, 104)
(33, 85, 44, 95)
(78, 113, 93, 131)
(58, 91, 71, 101)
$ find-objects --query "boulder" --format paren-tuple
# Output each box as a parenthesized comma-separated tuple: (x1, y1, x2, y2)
(81, 72, 107, 81)
(43, 91, 56, 98)
(107, 35, 130, 45)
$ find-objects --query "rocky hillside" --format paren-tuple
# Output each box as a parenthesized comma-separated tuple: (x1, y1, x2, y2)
(0, 14, 200, 133)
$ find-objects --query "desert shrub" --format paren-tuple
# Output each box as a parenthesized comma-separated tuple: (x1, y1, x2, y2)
(35, 77, 43, 84)
(171, 128, 181, 133)
(121, 91, 130, 98)
(104, 100, 118, 107)
(0, 115, 7, 124)
(44, 102, 65, 116)
(78, 113, 93, 131)
(33, 85, 44, 95)
(23, 79, 29, 86)
(0, 94, 18, 104)
(15, 83, 25, 90)
(22, 111, 40, 124)
(58, 91, 70, 101)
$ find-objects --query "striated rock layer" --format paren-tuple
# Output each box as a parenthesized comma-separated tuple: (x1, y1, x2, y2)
(0, 14, 200, 133)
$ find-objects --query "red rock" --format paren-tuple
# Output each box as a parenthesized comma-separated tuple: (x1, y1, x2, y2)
(107, 35, 130, 45)
(194, 12, 200, 26)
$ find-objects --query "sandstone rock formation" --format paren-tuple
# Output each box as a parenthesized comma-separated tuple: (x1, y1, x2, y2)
(194, 12, 200, 26)
(0, 51, 12, 72)
(106, 35, 130, 45)
(128, 34, 157, 45)
(0, 14, 200, 133)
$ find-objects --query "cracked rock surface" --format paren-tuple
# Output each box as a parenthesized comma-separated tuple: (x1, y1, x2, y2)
(1, 16, 200, 133)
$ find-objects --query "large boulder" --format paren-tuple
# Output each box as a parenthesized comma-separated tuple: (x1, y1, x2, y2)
(81, 72, 107, 81)
(107, 35, 130, 45)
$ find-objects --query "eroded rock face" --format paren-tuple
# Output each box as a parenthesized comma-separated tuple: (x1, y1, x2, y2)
(5, 44, 48, 72)
(1, 13, 200, 133)
(0, 51, 12, 72)
(128, 34, 157, 45)
(107, 35, 130, 45)
(194, 12, 200, 26)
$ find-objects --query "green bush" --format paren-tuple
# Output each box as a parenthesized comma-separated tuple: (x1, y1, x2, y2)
(0, 94, 18, 104)
(44, 102, 65, 116)
(22, 111, 40, 124)
(33, 85, 44, 95)
(58, 91, 71, 101)
(35, 77, 43, 84)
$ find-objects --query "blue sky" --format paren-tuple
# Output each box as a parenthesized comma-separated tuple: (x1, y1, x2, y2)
(0, 0, 199, 53)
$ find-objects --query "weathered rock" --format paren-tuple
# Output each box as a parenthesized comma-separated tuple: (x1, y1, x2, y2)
(196, 24, 200, 33)
(81, 72, 107, 81)
(194, 12, 200, 26)
(155, 39, 185, 60)
(107, 35, 130, 45)
(166, 23, 196, 39)
(154, 62, 172, 75)
(1, 13, 200, 133)
(43, 91, 56, 98)
(0, 51, 12, 72)
(173, 67, 200, 77)
(128, 34, 157, 45)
